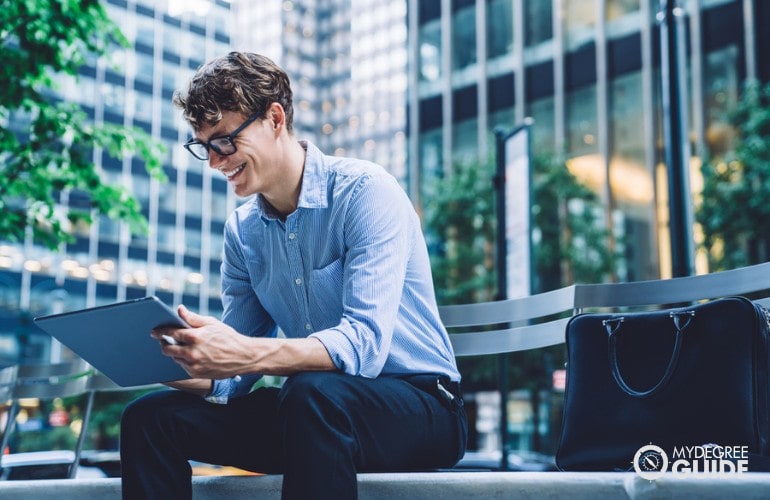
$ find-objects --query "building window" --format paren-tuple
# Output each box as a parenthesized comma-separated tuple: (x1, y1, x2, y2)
(528, 96, 555, 152)
(703, 45, 740, 158)
(487, 0, 513, 60)
(565, 0, 596, 50)
(565, 84, 602, 202)
(453, 117, 479, 163)
(609, 73, 653, 208)
(524, 0, 552, 47)
(419, 19, 442, 82)
(452, 5, 477, 70)
(606, 0, 640, 21)
(419, 127, 444, 201)
(567, 85, 599, 162)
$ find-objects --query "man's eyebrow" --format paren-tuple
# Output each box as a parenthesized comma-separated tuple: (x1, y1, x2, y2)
(192, 124, 225, 143)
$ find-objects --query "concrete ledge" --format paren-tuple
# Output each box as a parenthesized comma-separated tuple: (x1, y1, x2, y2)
(2, 472, 770, 499)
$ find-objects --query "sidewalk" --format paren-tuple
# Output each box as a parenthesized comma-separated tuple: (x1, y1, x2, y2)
(2, 471, 770, 499)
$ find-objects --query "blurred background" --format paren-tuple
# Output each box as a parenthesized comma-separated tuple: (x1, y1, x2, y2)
(1, 0, 769, 475)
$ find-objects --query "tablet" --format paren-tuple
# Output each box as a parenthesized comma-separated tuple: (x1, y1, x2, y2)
(34, 296, 192, 387)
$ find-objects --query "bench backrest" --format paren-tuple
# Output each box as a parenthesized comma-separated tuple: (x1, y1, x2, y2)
(440, 262, 770, 357)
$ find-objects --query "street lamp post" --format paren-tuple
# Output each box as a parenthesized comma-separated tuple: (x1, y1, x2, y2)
(658, 0, 695, 277)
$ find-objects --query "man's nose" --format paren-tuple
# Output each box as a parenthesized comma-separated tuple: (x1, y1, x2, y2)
(207, 149, 226, 169)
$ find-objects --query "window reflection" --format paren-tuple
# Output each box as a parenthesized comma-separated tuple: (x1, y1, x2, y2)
(703, 46, 739, 157)
(487, 0, 513, 60)
(452, 118, 478, 165)
(136, 13, 154, 48)
(419, 128, 443, 202)
(452, 6, 476, 70)
(565, 0, 596, 50)
(606, 0, 640, 21)
(419, 20, 441, 82)
(529, 97, 555, 152)
(136, 52, 154, 86)
(567, 86, 599, 160)
(609, 74, 653, 206)
(525, 0, 552, 47)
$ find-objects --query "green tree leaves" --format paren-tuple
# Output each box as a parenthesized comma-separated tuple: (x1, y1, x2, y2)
(423, 151, 616, 396)
(698, 80, 770, 269)
(0, 0, 165, 249)
(424, 152, 616, 307)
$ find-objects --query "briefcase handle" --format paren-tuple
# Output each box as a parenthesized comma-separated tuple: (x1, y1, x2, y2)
(604, 310, 695, 398)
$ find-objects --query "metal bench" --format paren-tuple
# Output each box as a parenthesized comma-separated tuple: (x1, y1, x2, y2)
(442, 261, 770, 358)
(440, 261, 770, 470)
(0, 359, 94, 479)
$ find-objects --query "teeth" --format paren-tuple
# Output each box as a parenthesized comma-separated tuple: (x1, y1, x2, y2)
(221, 163, 245, 179)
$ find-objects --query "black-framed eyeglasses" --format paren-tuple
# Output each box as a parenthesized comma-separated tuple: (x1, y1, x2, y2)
(183, 112, 261, 161)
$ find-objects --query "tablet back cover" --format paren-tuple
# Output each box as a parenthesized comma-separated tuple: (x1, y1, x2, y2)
(34, 297, 191, 387)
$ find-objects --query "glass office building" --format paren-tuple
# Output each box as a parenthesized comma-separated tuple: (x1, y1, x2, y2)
(0, 0, 411, 367)
(408, 0, 770, 282)
(0, 0, 233, 366)
(231, 0, 409, 185)
(3, 0, 768, 367)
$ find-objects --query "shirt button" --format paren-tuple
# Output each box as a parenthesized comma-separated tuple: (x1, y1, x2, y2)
(288, 232, 296, 240)
(295, 278, 302, 285)
(305, 323, 312, 331)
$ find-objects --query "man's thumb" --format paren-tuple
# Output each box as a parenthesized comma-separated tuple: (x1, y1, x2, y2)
(178, 304, 206, 326)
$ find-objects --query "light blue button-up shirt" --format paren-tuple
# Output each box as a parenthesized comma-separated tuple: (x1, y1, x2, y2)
(208, 142, 460, 400)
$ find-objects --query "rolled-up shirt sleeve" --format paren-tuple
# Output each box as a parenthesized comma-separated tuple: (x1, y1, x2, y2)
(310, 173, 413, 378)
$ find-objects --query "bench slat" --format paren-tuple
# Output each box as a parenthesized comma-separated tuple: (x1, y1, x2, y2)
(439, 286, 576, 327)
(575, 262, 770, 309)
(450, 317, 570, 356)
(442, 262, 770, 358)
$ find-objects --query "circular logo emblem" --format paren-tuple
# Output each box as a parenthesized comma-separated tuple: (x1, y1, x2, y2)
(633, 444, 669, 481)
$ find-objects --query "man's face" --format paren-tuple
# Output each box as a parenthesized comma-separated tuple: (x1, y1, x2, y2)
(193, 110, 279, 198)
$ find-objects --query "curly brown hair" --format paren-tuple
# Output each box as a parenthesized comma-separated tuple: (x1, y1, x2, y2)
(173, 52, 294, 132)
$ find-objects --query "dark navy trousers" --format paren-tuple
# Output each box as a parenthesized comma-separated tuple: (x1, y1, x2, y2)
(120, 371, 467, 500)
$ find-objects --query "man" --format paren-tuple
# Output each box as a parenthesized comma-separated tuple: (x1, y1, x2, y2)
(120, 52, 467, 500)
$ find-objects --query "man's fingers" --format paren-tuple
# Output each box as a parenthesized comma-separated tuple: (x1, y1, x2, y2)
(178, 304, 214, 327)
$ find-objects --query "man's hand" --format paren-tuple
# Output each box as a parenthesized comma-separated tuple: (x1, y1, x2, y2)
(152, 305, 337, 380)
(152, 305, 255, 380)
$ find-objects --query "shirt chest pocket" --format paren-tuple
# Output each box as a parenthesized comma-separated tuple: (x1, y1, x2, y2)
(308, 257, 345, 325)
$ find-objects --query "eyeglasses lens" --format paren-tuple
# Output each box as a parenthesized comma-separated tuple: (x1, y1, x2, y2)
(210, 138, 236, 156)
(188, 143, 209, 160)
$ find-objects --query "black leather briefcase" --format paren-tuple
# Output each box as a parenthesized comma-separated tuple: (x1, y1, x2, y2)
(555, 296, 770, 471)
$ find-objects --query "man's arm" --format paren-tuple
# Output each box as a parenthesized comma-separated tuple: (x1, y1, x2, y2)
(308, 172, 414, 378)
(154, 305, 336, 380)
(162, 378, 213, 396)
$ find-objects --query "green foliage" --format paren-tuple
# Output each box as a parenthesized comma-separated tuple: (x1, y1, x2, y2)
(0, 0, 165, 249)
(423, 150, 615, 392)
(424, 152, 616, 307)
(424, 157, 497, 305)
(6, 388, 161, 455)
(84, 387, 161, 449)
(532, 152, 616, 291)
(698, 80, 770, 270)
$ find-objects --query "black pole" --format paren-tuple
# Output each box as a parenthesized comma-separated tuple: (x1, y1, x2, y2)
(659, 0, 694, 277)
(493, 127, 510, 470)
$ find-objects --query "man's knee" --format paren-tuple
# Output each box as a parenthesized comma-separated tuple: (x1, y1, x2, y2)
(277, 372, 352, 422)
(279, 372, 332, 404)
(121, 389, 180, 432)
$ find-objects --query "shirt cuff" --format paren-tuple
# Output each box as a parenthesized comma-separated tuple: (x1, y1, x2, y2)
(204, 375, 243, 404)
(310, 328, 386, 378)
(205, 374, 264, 404)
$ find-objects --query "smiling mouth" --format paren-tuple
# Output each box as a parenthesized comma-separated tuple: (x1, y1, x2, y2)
(221, 163, 246, 179)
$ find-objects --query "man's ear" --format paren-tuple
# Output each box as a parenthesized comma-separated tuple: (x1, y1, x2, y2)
(267, 102, 285, 131)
